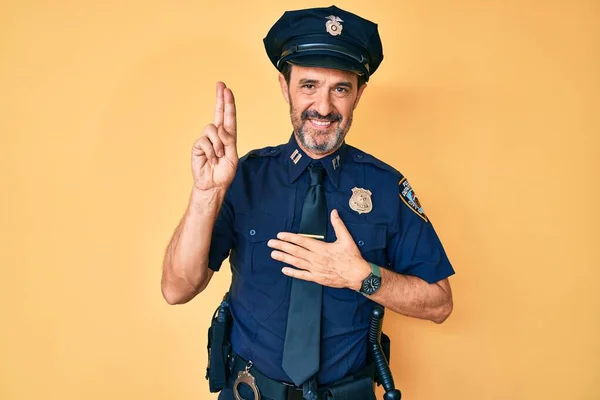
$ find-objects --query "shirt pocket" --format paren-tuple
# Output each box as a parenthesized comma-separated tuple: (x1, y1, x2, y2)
(234, 213, 290, 321)
(234, 213, 289, 283)
(324, 224, 387, 328)
(344, 223, 388, 267)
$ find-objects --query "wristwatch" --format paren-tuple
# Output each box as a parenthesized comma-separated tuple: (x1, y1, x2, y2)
(359, 262, 382, 296)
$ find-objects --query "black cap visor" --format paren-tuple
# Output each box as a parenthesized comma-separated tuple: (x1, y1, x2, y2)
(282, 53, 368, 81)
(277, 41, 371, 81)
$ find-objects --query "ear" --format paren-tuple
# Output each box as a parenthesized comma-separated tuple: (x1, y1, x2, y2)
(278, 73, 290, 104)
(353, 83, 367, 110)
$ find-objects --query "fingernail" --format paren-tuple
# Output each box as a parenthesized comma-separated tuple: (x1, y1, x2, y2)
(212, 157, 217, 165)
(218, 150, 224, 157)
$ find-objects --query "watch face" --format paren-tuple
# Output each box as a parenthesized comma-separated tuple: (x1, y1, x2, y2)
(362, 274, 381, 295)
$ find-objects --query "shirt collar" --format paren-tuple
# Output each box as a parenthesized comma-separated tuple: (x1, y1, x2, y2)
(284, 133, 348, 188)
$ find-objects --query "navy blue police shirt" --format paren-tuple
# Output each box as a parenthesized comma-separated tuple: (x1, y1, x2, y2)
(208, 134, 455, 386)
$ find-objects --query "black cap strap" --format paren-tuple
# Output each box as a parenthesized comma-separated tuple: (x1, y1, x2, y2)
(277, 42, 370, 72)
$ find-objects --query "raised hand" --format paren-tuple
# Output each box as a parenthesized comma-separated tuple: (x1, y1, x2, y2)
(191, 82, 238, 191)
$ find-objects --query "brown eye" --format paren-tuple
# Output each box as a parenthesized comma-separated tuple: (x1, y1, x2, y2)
(300, 84, 317, 95)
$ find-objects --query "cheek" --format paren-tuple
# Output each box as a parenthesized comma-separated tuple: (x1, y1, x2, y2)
(289, 92, 311, 106)
(337, 105, 354, 121)
(332, 97, 356, 114)
(291, 102, 310, 118)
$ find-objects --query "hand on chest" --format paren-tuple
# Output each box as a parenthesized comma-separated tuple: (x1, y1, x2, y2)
(231, 182, 391, 281)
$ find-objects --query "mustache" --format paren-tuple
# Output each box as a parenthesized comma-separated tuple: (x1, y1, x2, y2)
(301, 110, 342, 122)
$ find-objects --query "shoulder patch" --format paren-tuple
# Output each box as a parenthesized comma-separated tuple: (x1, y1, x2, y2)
(399, 177, 428, 222)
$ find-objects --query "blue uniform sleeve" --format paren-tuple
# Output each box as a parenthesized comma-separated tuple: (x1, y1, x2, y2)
(207, 189, 235, 272)
(387, 178, 455, 283)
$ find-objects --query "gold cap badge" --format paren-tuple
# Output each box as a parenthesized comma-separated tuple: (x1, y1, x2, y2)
(325, 15, 343, 36)
(349, 187, 372, 214)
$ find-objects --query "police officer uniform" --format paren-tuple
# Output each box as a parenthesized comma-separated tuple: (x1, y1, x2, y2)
(207, 5, 455, 400)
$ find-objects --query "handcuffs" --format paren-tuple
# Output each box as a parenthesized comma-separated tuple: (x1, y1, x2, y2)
(233, 360, 261, 400)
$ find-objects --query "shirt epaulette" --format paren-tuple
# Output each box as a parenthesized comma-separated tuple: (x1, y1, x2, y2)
(240, 145, 284, 161)
(349, 147, 402, 178)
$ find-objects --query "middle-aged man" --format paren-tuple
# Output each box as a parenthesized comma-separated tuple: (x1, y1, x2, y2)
(161, 5, 455, 400)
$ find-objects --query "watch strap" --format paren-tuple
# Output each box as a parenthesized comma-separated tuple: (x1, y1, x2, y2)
(369, 262, 381, 278)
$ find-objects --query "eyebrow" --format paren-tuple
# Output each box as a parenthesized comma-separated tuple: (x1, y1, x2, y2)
(298, 78, 319, 85)
(336, 81, 354, 89)
(297, 78, 354, 89)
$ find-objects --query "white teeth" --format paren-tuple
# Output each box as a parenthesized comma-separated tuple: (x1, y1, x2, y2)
(311, 120, 332, 126)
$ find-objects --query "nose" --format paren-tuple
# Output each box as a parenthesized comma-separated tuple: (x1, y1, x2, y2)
(313, 88, 333, 117)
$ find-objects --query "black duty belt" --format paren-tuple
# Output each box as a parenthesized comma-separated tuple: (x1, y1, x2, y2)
(228, 352, 376, 400)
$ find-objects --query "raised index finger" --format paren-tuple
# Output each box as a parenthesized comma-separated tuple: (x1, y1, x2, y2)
(223, 87, 237, 136)
(213, 81, 225, 127)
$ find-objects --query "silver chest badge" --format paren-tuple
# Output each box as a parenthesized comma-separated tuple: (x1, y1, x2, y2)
(349, 187, 372, 214)
(325, 15, 343, 36)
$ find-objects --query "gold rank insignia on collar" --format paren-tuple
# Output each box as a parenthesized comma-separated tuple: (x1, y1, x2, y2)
(332, 155, 341, 170)
(290, 149, 302, 164)
(349, 187, 372, 214)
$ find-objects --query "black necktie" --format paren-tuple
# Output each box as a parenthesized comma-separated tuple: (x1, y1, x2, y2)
(282, 164, 326, 397)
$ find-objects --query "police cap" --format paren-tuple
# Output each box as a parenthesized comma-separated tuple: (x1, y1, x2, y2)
(263, 5, 384, 82)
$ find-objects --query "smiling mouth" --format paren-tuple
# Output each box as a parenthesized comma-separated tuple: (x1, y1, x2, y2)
(308, 119, 335, 129)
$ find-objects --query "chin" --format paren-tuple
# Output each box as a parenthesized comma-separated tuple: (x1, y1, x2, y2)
(304, 132, 338, 153)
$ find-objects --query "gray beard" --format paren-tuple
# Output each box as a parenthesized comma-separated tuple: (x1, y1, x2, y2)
(296, 123, 346, 153)
(291, 109, 353, 154)
(288, 93, 354, 155)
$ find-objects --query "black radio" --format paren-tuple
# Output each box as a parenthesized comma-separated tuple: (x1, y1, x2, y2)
(206, 293, 233, 392)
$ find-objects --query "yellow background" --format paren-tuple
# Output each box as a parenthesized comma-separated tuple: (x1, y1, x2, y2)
(1, 0, 598, 399)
